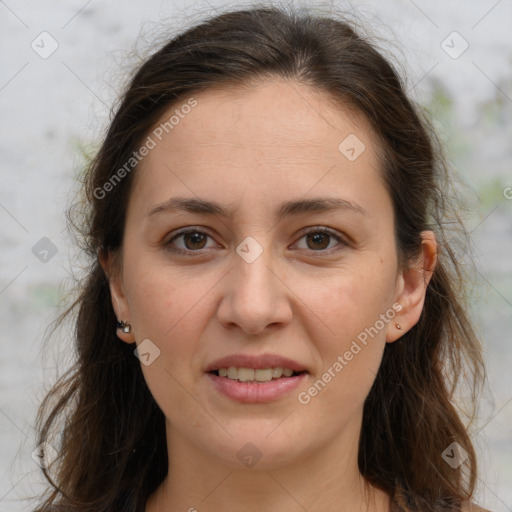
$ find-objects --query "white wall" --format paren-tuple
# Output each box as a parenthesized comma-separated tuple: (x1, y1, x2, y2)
(1, 1, 511, 510)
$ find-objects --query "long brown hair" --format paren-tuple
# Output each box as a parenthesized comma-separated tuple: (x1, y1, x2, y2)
(34, 5, 485, 511)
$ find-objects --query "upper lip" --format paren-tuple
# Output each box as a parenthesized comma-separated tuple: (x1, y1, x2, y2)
(205, 353, 308, 373)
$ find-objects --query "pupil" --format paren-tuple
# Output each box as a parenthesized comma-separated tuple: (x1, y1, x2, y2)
(185, 232, 206, 250)
(182, 232, 330, 251)
(308, 232, 329, 250)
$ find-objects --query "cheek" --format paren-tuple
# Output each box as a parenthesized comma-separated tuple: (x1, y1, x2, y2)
(300, 258, 396, 394)
(297, 277, 390, 429)
(310, 265, 395, 344)
(123, 264, 211, 421)
(124, 256, 204, 342)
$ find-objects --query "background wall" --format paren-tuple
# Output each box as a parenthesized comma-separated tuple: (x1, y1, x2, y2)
(1, 0, 511, 510)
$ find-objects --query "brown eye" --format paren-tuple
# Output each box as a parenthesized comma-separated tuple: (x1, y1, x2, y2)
(182, 231, 208, 250)
(295, 228, 346, 253)
(166, 229, 216, 253)
(305, 232, 331, 250)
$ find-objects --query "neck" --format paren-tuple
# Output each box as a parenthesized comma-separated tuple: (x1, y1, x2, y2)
(146, 418, 390, 512)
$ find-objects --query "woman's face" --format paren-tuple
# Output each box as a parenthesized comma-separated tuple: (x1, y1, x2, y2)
(107, 79, 431, 470)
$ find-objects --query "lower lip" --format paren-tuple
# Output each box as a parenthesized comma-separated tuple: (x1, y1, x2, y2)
(206, 372, 307, 403)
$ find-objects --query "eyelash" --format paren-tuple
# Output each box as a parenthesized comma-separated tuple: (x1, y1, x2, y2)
(164, 226, 348, 256)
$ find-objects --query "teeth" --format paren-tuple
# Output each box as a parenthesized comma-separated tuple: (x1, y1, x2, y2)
(254, 369, 273, 381)
(215, 366, 299, 382)
(272, 367, 283, 378)
(238, 368, 254, 382)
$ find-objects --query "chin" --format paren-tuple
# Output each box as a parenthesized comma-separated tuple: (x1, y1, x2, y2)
(202, 430, 312, 471)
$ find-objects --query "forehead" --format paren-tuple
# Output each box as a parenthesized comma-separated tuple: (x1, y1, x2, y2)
(153, 79, 375, 153)
(130, 79, 388, 221)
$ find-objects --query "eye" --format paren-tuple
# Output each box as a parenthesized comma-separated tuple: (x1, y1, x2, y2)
(165, 228, 218, 253)
(164, 226, 347, 256)
(294, 227, 347, 253)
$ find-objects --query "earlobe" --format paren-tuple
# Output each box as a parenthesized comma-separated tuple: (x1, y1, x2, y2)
(386, 231, 438, 343)
(98, 249, 136, 344)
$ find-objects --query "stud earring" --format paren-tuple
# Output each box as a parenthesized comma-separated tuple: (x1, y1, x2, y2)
(395, 323, 403, 330)
(117, 320, 131, 333)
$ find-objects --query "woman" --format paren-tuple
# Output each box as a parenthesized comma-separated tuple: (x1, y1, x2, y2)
(34, 6, 488, 512)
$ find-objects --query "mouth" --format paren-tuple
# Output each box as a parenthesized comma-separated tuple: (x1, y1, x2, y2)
(204, 353, 309, 404)
(206, 369, 308, 403)
(204, 353, 309, 375)
(204, 354, 309, 403)
(208, 367, 308, 382)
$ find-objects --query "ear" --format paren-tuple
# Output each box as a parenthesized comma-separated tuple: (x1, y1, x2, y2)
(386, 231, 437, 342)
(98, 248, 135, 344)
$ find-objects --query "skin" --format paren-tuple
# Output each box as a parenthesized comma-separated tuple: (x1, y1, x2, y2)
(102, 79, 437, 512)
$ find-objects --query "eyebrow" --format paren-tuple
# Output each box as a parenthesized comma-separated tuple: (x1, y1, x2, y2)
(147, 196, 366, 220)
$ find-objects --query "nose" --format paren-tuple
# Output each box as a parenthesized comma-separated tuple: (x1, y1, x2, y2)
(216, 241, 293, 336)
